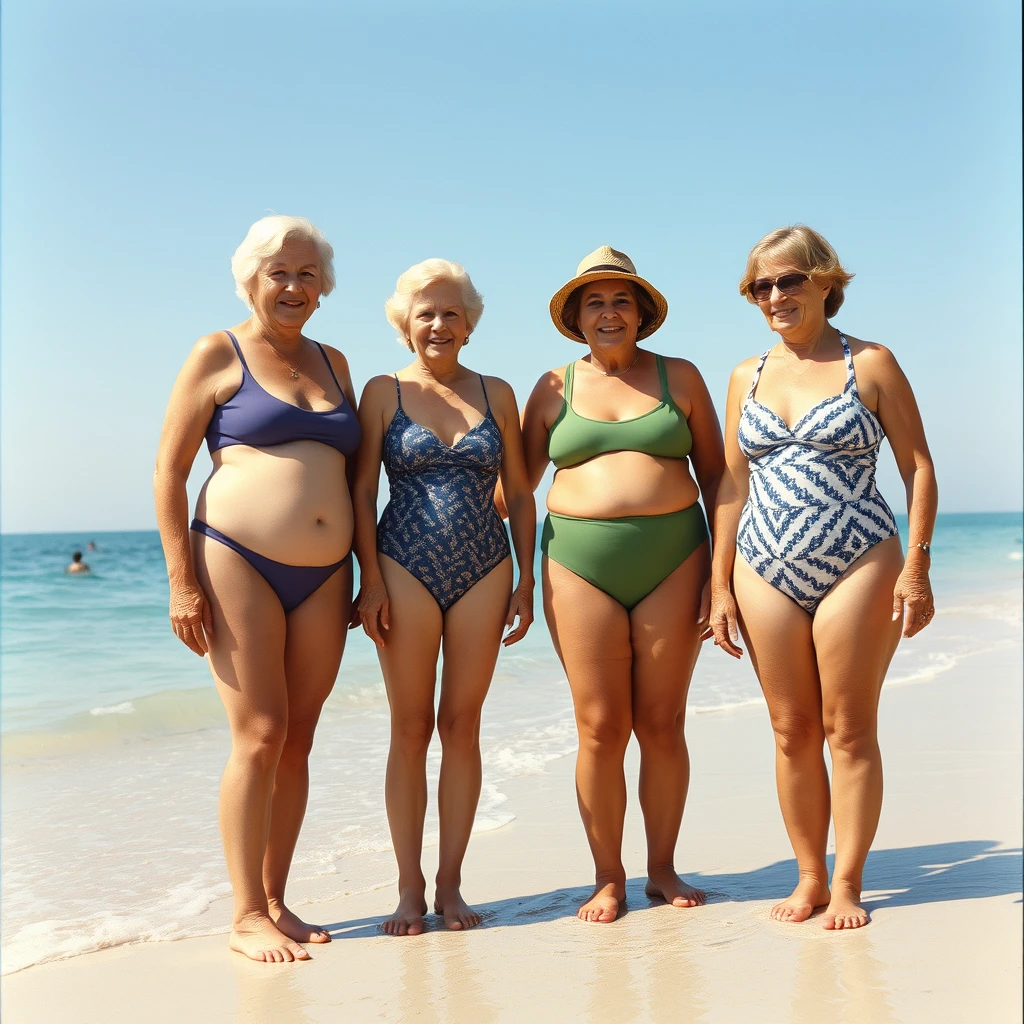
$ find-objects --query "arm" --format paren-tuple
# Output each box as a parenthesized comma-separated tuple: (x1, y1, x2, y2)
(489, 378, 537, 645)
(153, 334, 233, 655)
(351, 376, 391, 647)
(322, 344, 360, 497)
(708, 362, 755, 658)
(868, 345, 938, 637)
(673, 360, 726, 526)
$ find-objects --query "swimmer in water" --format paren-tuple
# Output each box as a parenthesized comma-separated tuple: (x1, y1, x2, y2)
(66, 551, 91, 574)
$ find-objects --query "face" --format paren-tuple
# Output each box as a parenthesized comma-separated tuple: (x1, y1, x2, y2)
(407, 281, 470, 359)
(249, 238, 322, 329)
(751, 260, 831, 334)
(576, 279, 641, 348)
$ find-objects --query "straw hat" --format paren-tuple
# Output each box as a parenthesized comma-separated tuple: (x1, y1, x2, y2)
(549, 246, 668, 342)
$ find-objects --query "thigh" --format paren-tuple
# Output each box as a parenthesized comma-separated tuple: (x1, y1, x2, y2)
(630, 541, 710, 719)
(283, 560, 353, 727)
(439, 557, 513, 717)
(192, 531, 288, 728)
(378, 554, 443, 718)
(813, 537, 904, 725)
(732, 555, 821, 725)
(543, 557, 633, 726)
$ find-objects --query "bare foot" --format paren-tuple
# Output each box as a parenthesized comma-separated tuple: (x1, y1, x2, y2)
(578, 881, 626, 924)
(822, 881, 870, 930)
(229, 913, 311, 963)
(645, 867, 706, 908)
(433, 884, 481, 931)
(269, 901, 331, 944)
(770, 877, 831, 923)
(382, 889, 428, 936)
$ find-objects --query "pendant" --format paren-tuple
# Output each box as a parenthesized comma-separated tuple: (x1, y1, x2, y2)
(291, 370, 299, 379)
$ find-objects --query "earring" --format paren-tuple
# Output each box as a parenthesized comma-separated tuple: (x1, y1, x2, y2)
(463, 334, 470, 346)
(316, 301, 321, 309)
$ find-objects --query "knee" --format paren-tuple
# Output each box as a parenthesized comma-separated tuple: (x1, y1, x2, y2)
(771, 712, 825, 758)
(825, 715, 878, 759)
(577, 712, 632, 754)
(437, 711, 481, 753)
(279, 715, 320, 764)
(233, 714, 288, 773)
(633, 708, 684, 752)
(392, 714, 435, 758)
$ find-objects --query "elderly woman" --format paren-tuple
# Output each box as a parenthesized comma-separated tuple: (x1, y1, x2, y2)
(353, 259, 535, 936)
(710, 225, 938, 930)
(154, 216, 359, 963)
(520, 247, 724, 923)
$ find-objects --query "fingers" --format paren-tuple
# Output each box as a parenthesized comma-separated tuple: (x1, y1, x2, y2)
(361, 611, 386, 648)
(201, 598, 214, 642)
(379, 598, 390, 633)
(710, 614, 744, 659)
(502, 599, 533, 647)
(172, 617, 206, 656)
(891, 591, 904, 624)
(697, 581, 711, 628)
(902, 599, 934, 638)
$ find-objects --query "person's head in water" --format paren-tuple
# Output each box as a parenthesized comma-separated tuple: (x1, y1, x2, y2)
(67, 551, 90, 574)
(72, 552, 83, 563)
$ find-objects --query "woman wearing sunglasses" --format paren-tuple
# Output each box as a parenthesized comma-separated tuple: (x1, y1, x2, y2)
(709, 225, 937, 930)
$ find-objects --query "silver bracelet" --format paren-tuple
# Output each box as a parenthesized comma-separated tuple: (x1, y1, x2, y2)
(914, 541, 931, 556)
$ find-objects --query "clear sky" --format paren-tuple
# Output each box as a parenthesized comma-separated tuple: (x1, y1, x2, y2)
(2, 0, 1021, 533)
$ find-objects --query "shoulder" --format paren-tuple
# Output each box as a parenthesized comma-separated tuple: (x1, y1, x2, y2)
(480, 375, 517, 406)
(315, 341, 351, 373)
(730, 354, 763, 386)
(846, 335, 899, 371)
(659, 354, 707, 386)
(359, 373, 398, 405)
(189, 330, 238, 373)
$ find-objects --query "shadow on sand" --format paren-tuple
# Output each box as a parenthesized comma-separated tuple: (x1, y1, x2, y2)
(324, 839, 1022, 938)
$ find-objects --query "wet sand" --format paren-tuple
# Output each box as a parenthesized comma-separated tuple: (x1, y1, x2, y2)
(3, 643, 1020, 1023)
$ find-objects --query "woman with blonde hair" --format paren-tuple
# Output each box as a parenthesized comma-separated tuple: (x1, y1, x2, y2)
(520, 247, 724, 923)
(155, 215, 359, 962)
(710, 225, 937, 929)
(353, 259, 535, 935)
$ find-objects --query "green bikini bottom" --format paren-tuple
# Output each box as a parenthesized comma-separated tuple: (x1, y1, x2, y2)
(541, 505, 709, 610)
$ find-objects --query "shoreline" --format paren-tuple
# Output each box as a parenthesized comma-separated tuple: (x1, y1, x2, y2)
(3, 640, 1020, 1023)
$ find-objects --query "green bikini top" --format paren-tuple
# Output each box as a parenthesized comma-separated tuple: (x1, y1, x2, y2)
(548, 354, 693, 469)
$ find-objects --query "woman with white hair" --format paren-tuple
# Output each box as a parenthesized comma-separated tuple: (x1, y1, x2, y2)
(352, 259, 535, 935)
(154, 216, 360, 963)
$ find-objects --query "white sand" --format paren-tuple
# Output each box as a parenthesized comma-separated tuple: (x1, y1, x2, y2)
(3, 642, 1020, 1023)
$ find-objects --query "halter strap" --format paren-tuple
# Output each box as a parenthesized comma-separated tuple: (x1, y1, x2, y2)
(838, 332, 858, 394)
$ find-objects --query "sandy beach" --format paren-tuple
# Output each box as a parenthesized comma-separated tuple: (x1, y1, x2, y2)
(3, 630, 1020, 1023)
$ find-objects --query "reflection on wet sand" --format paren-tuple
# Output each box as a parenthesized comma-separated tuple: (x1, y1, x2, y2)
(233, 955, 313, 1024)
(791, 929, 896, 1024)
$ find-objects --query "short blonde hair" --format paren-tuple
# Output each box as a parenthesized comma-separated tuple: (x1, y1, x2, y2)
(739, 225, 854, 319)
(231, 215, 336, 307)
(384, 259, 484, 350)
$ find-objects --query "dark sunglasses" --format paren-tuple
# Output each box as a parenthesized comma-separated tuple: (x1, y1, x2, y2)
(747, 273, 810, 302)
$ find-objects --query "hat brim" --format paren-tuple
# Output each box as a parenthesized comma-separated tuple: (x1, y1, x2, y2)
(549, 270, 668, 342)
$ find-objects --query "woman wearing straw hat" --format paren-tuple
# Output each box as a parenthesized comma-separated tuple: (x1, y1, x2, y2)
(520, 247, 724, 923)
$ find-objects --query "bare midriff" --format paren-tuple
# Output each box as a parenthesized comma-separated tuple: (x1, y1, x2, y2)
(195, 442, 352, 565)
(546, 452, 699, 519)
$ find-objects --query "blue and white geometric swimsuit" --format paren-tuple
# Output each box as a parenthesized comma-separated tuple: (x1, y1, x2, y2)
(736, 332, 899, 612)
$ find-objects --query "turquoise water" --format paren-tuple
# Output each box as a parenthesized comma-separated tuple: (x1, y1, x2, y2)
(0, 512, 1020, 973)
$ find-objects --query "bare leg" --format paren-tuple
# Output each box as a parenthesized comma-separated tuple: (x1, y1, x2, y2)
(263, 562, 352, 944)
(544, 558, 633, 924)
(192, 534, 308, 963)
(632, 543, 710, 909)
(377, 555, 442, 936)
(433, 557, 513, 930)
(814, 537, 903, 930)
(733, 557, 831, 923)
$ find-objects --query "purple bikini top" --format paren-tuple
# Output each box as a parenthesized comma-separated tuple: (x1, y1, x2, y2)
(205, 331, 361, 456)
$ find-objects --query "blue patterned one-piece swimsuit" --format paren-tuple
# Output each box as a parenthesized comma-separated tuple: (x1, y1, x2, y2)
(736, 332, 899, 613)
(377, 375, 511, 611)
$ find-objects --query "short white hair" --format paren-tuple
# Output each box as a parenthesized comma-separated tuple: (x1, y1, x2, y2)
(384, 258, 484, 349)
(231, 215, 336, 307)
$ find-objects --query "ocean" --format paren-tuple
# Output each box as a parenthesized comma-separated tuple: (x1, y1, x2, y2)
(1, 513, 1021, 974)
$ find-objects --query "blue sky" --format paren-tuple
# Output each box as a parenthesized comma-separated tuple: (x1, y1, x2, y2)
(2, 0, 1021, 532)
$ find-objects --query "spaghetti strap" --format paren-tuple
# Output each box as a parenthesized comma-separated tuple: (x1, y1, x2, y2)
(392, 374, 404, 410)
(838, 332, 858, 395)
(315, 342, 344, 394)
(747, 350, 770, 401)
(478, 374, 492, 413)
(223, 330, 251, 373)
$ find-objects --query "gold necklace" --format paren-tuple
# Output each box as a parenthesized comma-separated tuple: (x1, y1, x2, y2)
(264, 338, 304, 380)
(590, 349, 641, 377)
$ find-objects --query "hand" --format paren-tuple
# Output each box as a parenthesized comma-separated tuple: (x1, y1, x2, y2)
(348, 589, 363, 630)
(502, 578, 534, 646)
(358, 577, 390, 648)
(892, 564, 934, 638)
(169, 581, 213, 656)
(697, 578, 712, 640)
(709, 585, 744, 658)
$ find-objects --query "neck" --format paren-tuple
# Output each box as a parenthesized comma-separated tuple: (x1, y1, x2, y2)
(249, 315, 305, 349)
(776, 318, 833, 357)
(412, 355, 465, 388)
(585, 339, 639, 375)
